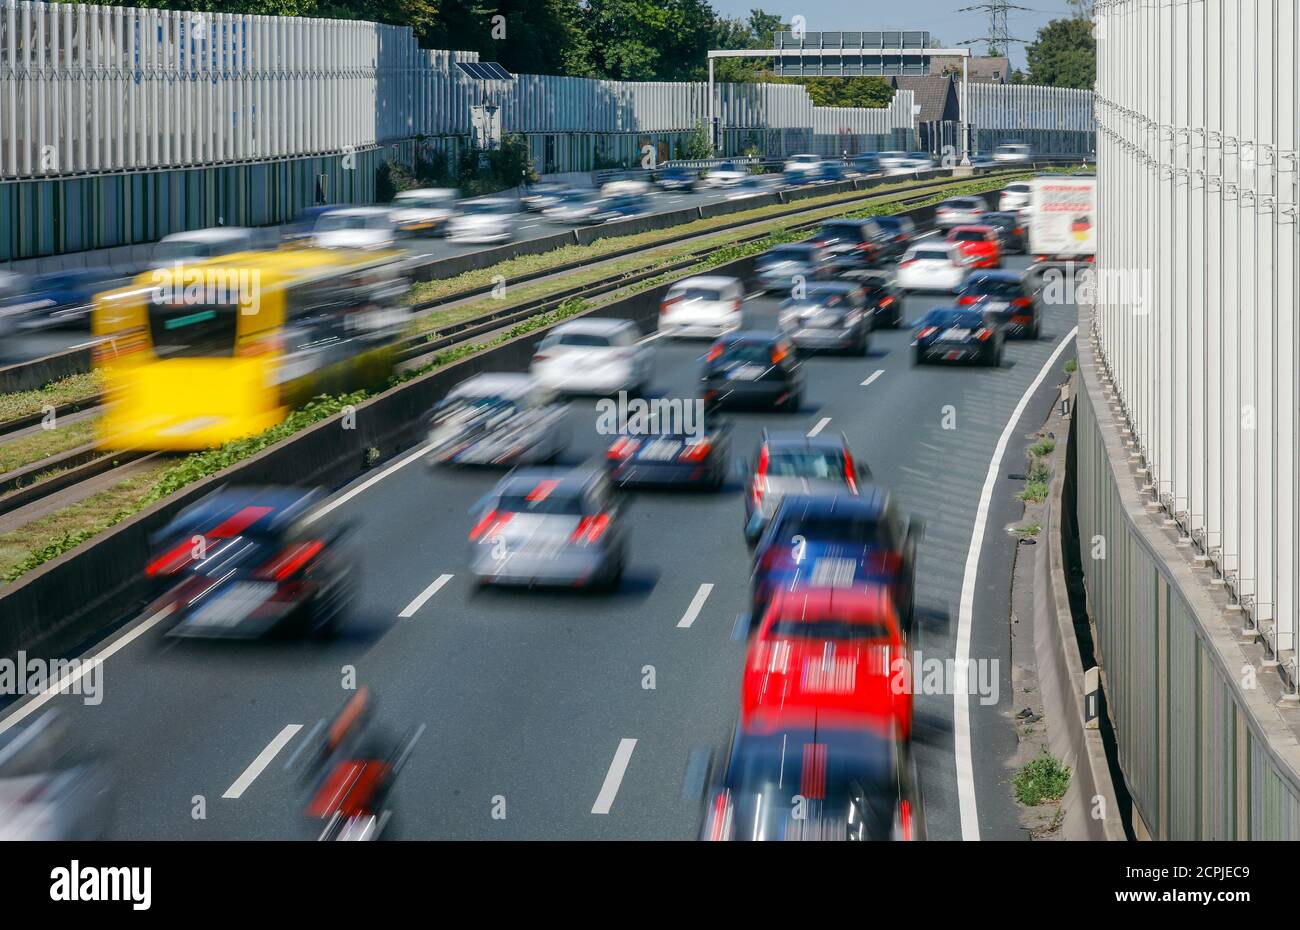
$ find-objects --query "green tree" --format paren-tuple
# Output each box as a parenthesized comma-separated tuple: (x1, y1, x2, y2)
(765, 76, 895, 109)
(572, 0, 716, 81)
(1024, 18, 1096, 89)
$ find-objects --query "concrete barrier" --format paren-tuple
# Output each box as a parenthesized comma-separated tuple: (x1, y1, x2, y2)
(573, 207, 701, 247)
(697, 194, 783, 220)
(0, 347, 93, 395)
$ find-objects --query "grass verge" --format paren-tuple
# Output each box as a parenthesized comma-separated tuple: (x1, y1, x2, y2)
(1013, 751, 1072, 806)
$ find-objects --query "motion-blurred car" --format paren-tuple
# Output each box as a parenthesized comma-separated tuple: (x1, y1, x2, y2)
(146, 487, 355, 638)
(447, 197, 517, 244)
(810, 219, 889, 273)
(957, 270, 1041, 339)
(283, 205, 344, 242)
(946, 225, 1002, 269)
(750, 491, 921, 633)
(742, 430, 869, 544)
(0, 711, 114, 840)
(870, 215, 917, 260)
(390, 188, 458, 236)
(701, 161, 747, 188)
(530, 317, 652, 395)
(699, 718, 922, 841)
(658, 275, 744, 339)
(856, 270, 904, 329)
(520, 182, 571, 212)
(426, 373, 569, 467)
(468, 469, 628, 589)
(912, 305, 1004, 366)
(312, 207, 398, 251)
(724, 175, 781, 200)
(600, 178, 652, 198)
(783, 153, 822, 174)
(606, 417, 732, 490)
(150, 227, 273, 269)
(545, 191, 647, 225)
(847, 153, 882, 176)
(978, 211, 1027, 254)
(811, 161, 847, 183)
(743, 586, 912, 738)
(896, 243, 968, 293)
(777, 281, 872, 355)
(754, 243, 835, 295)
(876, 151, 909, 170)
(905, 151, 937, 170)
(935, 196, 987, 229)
(993, 142, 1033, 165)
(701, 331, 803, 414)
(654, 166, 698, 191)
(999, 182, 1032, 213)
(0, 269, 122, 331)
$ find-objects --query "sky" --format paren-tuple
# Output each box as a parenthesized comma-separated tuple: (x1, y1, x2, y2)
(709, 1, 1081, 70)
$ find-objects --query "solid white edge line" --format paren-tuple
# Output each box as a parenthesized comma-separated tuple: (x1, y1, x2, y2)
(223, 723, 303, 800)
(398, 573, 454, 618)
(954, 325, 1077, 841)
(591, 737, 637, 814)
(303, 441, 437, 526)
(861, 369, 885, 387)
(676, 583, 715, 629)
(0, 605, 176, 737)
(807, 417, 831, 438)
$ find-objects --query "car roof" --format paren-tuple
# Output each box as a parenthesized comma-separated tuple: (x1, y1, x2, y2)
(448, 372, 537, 399)
(719, 329, 783, 346)
(551, 317, 634, 336)
(162, 227, 252, 243)
(949, 224, 995, 234)
(766, 585, 896, 623)
(162, 486, 323, 539)
(396, 188, 457, 198)
(762, 430, 848, 453)
(802, 281, 860, 294)
(673, 275, 739, 290)
(328, 206, 391, 217)
(980, 211, 1017, 219)
(494, 469, 599, 499)
(774, 490, 890, 521)
(964, 270, 1022, 283)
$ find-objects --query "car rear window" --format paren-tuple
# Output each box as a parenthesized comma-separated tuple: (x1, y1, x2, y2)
(497, 490, 587, 516)
(718, 342, 777, 364)
(767, 451, 847, 478)
(774, 513, 887, 546)
(671, 287, 725, 302)
(964, 277, 1022, 298)
(952, 230, 988, 242)
(548, 332, 614, 347)
(819, 224, 866, 242)
(913, 250, 952, 262)
(768, 618, 891, 641)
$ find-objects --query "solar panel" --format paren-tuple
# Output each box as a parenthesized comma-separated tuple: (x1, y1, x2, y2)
(455, 60, 514, 81)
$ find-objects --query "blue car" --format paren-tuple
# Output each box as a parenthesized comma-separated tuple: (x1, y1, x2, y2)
(605, 418, 732, 490)
(911, 306, 1004, 367)
(749, 492, 921, 636)
(0, 269, 123, 331)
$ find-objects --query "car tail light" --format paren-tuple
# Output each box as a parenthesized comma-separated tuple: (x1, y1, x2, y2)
(571, 513, 611, 544)
(607, 437, 640, 460)
(258, 540, 325, 581)
(843, 450, 858, 493)
(146, 539, 198, 578)
(1014, 227, 1024, 235)
(752, 446, 770, 503)
(878, 296, 896, 308)
(1011, 314, 1032, 324)
(916, 326, 938, 339)
(771, 344, 790, 364)
(897, 799, 914, 841)
(705, 344, 723, 362)
(679, 439, 712, 462)
(532, 352, 549, 363)
(977, 328, 994, 341)
(957, 295, 978, 306)
(659, 296, 680, 315)
(1012, 297, 1032, 308)
(469, 510, 513, 541)
(899, 258, 915, 268)
(731, 299, 742, 314)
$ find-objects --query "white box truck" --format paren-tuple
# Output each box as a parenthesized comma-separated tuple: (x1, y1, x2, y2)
(1028, 174, 1096, 269)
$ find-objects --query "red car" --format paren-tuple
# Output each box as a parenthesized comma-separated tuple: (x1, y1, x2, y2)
(741, 586, 912, 740)
(946, 224, 1002, 269)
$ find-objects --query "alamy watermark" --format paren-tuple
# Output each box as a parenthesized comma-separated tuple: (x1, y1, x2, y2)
(0, 652, 102, 705)
(148, 262, 261, 315)
(595, 391, 706, 439)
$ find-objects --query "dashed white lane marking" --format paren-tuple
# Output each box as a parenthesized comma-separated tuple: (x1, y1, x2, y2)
(807, 417, 832, 437)
(398, 573, 454, 618)
(0, 605, 175, 737)
(303, 441, 438, 525)
(861, 369, 885, 387)
(592, 738, 638, 814)
(223, 724, 303, 800)
(953, 324, 1078, 841)
(677, 583, 715, 629)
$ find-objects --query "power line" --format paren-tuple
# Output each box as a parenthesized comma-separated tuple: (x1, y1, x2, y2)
(956, 1, 1036, 55)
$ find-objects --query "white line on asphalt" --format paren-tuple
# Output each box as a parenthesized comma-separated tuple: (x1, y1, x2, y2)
(953, 325, 1077, 841)
(807, 417, 831, 437)
(519, 223, 539, 229)
(861, 369, 884, 387)
(677, 583, 715, 629)
(744, 290, 765, 300)
(0, 605, 175, 737)
(591, 738, 637, 814)
(303, 441, 437, 525)
(398, 573, 454, 618)
(223, 724, 303, 800)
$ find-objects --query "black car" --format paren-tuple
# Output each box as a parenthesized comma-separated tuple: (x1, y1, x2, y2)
(811, 219, 890, 273)
(778, 281, 872, 355)
(655, 166, 698, 191)
(957, 270, 1041, 339)
(978, 211, 1027, 254)
(912, 306, 1004, 366)
(146, 486, 355, 638)
(699, 722, 923, 841)
(605, 417, 732, 490)
(870, 215, 917, 260)
(856, 271, 904, 328)
(701, 331, 804, 413)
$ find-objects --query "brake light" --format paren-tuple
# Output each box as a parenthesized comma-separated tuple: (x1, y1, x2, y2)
(843, 450, 858, 493)
(469, 510, 513, 541)
(259, 540, 324, 581)
(957, 295, 978, 305)
(752, 446, 770, 503)
(679, 439, 712, 462)
(977, 328, 993, 341)
(146, 539, 197, 578)
(659, 296, 681, 315)
(899, 259, 915, 268)
(1014, 227, 1024, 235)
(731, 299, 742, 314)
(878, 296, 895, 308)
(898, 799, 914, 841)
(771, 344, 790, 364)
(607, 437, 640, 460)
(571, 513, 611, 544)
(1012, 297, 1032, 308)
(532, 352, 549, 363)
(706, 344, 723, 362)
(916, 326, 938, 339)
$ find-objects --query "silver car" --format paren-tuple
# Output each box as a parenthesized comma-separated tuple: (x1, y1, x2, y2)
(934, 196, 987, 229)
(469, 469, 628, 589)
(427, 373, 569, 467)
(0, 711, 114, 840)
(741, 431, 869, 543)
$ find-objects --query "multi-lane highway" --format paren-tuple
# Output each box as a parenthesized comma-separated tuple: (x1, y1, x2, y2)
(0, 225, 1078, 840)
